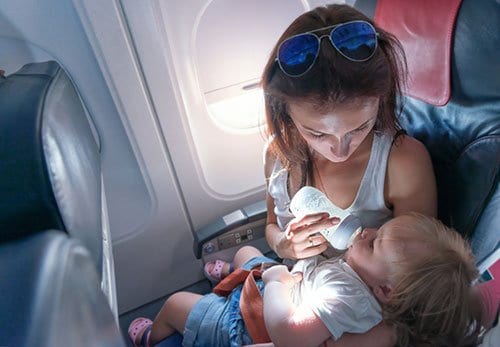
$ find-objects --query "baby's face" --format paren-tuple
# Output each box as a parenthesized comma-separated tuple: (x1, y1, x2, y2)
(344, 219, 411, 290)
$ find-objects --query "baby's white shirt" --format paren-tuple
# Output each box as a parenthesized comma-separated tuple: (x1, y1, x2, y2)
(291, 255, 382, 340)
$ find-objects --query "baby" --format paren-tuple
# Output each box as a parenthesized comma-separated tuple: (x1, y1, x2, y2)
(129, 213, 481, 347)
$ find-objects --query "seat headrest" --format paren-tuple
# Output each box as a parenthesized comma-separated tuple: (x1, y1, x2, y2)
(450, 0, 500, 102)
(374, 0, 462, 106)
(372, 0, 500, 105)
(0, 61, 103, 270)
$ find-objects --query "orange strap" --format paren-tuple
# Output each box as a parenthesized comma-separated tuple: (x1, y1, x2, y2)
(213, 267, 251, 296)
(213, 267, 272, 343)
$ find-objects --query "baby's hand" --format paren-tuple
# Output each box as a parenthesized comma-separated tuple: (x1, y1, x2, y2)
(262, 265, 302, 287)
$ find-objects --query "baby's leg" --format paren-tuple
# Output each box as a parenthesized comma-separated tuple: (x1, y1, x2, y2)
(149, 291, 202, 345)
(233, 245, 264, 269)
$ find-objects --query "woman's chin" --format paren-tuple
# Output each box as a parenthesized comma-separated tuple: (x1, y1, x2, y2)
(325, 154, 351, 163)
(314, 149, 355, 163)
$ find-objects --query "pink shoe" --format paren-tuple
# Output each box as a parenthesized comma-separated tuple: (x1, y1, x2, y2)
(203, 260, 232, 284)
(128, 317, 153, 347)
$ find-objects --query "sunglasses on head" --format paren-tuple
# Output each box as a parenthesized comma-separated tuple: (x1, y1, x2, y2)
(276, 20, 379, 77)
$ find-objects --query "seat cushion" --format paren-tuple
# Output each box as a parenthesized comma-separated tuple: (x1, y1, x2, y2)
(0, 230, 124, 347)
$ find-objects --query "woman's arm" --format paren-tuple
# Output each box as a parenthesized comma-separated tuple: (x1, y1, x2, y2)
(264, 192, 288, 256)
(262, 265, 331, 347)
(263, 144, 288, 257)
(243, 323, 396, 347)
(386, 135, 437, 217)
(324, 322, 396, 347)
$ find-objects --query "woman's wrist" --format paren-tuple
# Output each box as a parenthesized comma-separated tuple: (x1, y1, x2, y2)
(273, 231, 287, 259)
(267, 224, 285, 258)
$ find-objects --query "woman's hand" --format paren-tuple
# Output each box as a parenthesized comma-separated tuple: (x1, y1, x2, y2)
(275, 213, 339, 260)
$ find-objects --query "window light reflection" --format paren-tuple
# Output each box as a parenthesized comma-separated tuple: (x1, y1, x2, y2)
(207, 88, 265, 133)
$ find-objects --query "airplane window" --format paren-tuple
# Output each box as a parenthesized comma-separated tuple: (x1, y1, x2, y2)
(156, 0, 307, 195)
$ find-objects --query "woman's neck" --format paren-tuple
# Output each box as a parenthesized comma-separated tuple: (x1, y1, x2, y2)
(311, 130, 375, 209)
(314, 130, 374, 167)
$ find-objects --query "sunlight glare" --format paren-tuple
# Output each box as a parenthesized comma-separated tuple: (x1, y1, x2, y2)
(292, 286, 338, 324)
(207, 88, 265, 133)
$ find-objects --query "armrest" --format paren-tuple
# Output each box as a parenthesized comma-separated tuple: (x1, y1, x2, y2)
(193, 200, 267, 259)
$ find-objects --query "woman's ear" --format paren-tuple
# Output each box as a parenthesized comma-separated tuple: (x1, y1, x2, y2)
(373, 284, 393, 304)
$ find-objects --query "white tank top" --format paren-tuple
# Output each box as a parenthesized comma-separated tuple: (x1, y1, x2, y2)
(268, 131, 394, 231)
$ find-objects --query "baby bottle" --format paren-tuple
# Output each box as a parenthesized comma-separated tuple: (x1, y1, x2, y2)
(290, 186, 362, 250)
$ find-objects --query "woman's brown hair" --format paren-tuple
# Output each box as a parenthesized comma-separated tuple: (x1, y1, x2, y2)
(386, 213, 482, 346)
(262, 4, 407, 172)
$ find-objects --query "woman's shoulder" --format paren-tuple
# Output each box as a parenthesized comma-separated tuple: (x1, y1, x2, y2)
(385, 134, 437, 216)
(389, 133, 430, 164)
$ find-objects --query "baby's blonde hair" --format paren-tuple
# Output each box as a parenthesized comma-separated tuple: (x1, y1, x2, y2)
(384, 213, 481, 346)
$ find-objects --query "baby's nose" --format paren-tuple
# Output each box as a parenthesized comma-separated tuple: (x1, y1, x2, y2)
(361, 228, 377, 239)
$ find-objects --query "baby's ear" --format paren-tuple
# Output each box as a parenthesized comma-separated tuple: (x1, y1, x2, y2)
(373, 284, 393, 304)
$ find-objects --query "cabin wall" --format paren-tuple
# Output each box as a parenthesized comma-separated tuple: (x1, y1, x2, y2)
(0, 0, 345, 313)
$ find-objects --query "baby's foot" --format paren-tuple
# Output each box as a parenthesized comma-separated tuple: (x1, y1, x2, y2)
(204, 260, 232, 283)
(128, 317, 152, 347)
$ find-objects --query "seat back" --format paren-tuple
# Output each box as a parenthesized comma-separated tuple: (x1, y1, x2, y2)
(354, 0, 500, 262)
(0, 61, 123, 346)
(0, 61, 117, 313)
(0, 61, 102, 262)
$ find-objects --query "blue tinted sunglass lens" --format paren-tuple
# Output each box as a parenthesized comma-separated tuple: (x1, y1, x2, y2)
(278, 34, 319, 76)
(331, 22, 377, 61)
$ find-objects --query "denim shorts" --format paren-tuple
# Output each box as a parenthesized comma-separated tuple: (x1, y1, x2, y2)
(182, 255, 278, 347)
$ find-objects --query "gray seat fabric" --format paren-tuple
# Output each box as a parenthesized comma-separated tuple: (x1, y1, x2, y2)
(0, 61, 102, 268)
(0, 230, 124, 347)
(0, 61, 123, 346)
